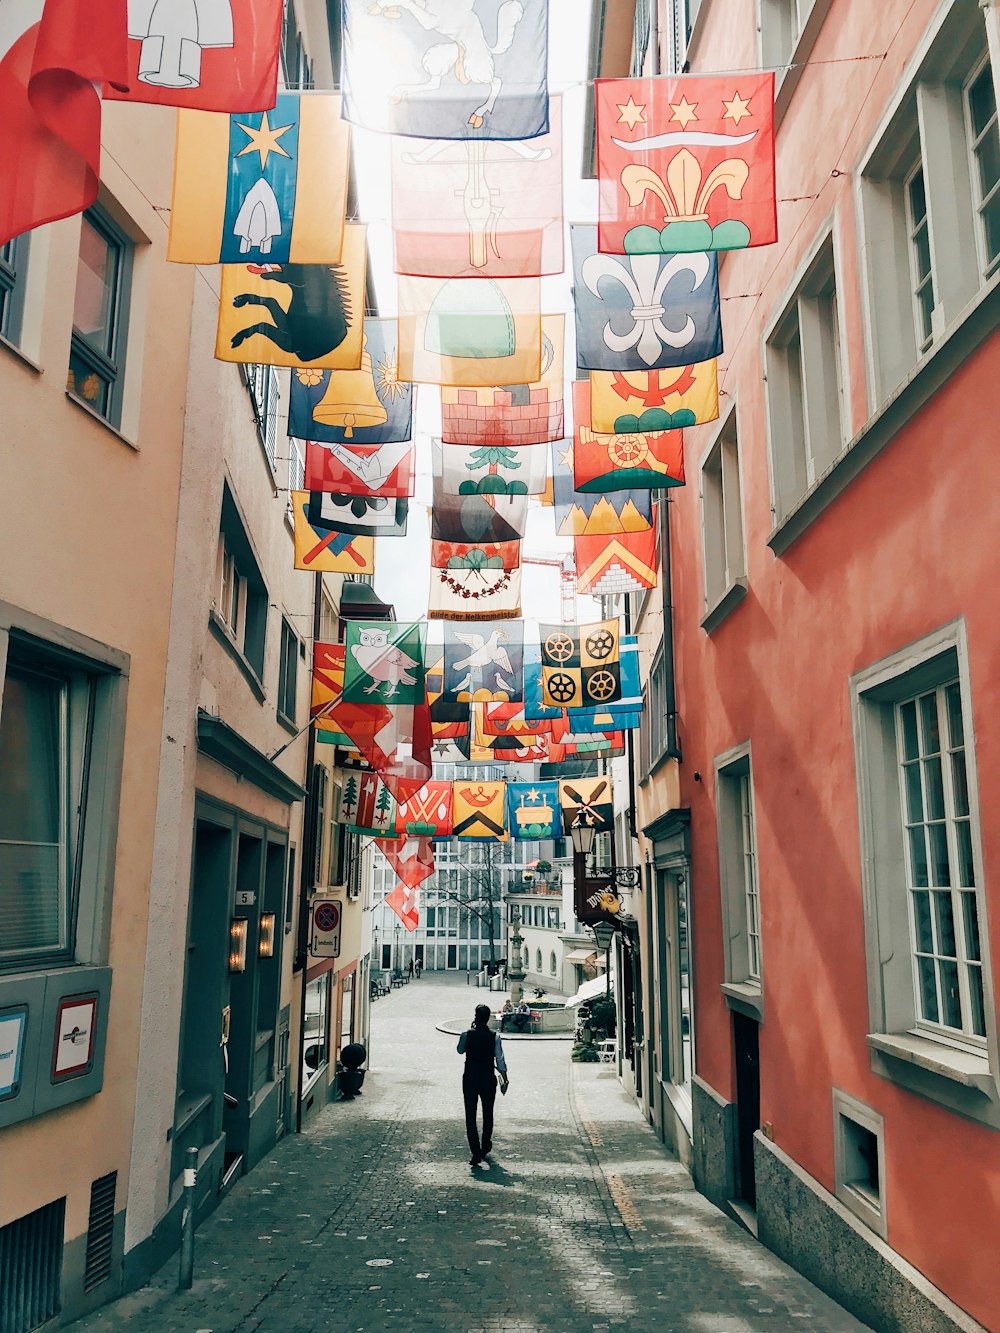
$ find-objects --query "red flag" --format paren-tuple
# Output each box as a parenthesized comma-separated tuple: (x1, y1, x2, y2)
(384, 880, 421, 932)
(572, 382, 685, 493)
(329, 697, 432, 803)
(379, 836, 435, 895)
(0, 0, 128, 248)
(393, 782, 454, 838)
(105, 0, 283, 111)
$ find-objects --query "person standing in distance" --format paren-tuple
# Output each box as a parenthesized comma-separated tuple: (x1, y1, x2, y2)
(457, 1003, 508, 1167)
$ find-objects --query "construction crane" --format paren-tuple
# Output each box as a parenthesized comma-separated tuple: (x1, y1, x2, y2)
(523, 553, 576, 624)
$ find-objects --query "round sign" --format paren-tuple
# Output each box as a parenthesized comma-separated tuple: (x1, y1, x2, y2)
(314, 902, 340, 932)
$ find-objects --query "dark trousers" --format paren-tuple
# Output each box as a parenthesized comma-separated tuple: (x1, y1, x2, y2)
(463, 1073, 497, 1159)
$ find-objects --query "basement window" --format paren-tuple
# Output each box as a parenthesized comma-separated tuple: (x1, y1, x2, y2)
(833, 1089, 886, 1237)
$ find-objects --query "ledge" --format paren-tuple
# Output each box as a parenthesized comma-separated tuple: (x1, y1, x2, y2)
(0, 332, 41, 375)
(65, 390, 138, 451)
(276, 708, 298, 736)
(720, 980, 764, 1021)
(866, 1032, 995, 1094)
(700, 578, 748, 635)
(208, 611, 266, 703)
(768, 271, 1000, 556)
(196, 709, 306, 804)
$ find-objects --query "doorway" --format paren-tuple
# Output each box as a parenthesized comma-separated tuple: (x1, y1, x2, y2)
(447, 943, 457, 969)
(733, 1012, 760, 1207)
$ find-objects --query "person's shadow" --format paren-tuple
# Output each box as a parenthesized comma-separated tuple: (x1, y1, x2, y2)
(469, 1161, 515, 1188)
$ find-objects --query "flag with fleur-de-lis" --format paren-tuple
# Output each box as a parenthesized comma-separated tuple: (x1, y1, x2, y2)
(596, 74, 776, 255)
(571, 225, 722, 371)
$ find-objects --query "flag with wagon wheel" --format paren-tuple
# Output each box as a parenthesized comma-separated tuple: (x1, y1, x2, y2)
(539, 619, 622, 710)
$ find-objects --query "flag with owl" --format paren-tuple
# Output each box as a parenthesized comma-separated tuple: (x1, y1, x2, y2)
(343, 622, 426, 705)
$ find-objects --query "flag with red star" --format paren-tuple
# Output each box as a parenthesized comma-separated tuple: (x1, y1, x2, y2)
(596, 74, 776, 255)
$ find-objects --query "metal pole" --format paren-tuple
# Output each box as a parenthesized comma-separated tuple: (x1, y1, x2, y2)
(606, 946, 612, 999)
(178, 1146, 198, 1291)
(295, 570, 323, 1134)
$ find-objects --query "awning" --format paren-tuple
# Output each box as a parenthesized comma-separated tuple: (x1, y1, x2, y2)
(564, 949, 597, 964)
(564, 974, 614, 1007)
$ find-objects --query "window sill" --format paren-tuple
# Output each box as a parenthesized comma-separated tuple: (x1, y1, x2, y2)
(700, 578, 748, 635)
(0, 331, 41, 375)
(720, 980, 763, 1021)
(768, 269, 1000, 557)
(65, 391, 138, 451)
(867, 1032, 993, 1092)
(638, 746, 680, 788)
(208, 611, 266, 703)
(277, 709, 298, 736)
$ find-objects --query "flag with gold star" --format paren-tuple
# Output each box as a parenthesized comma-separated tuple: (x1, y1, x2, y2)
(168, 93, 351, 264)
(596, 74, 776, 255)
(506, 782, 561, 839)
(590, 361, 718, 433)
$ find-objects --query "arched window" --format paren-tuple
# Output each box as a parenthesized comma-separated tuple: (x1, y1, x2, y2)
(550, 951, 557, 975)
(535, 948, 542, 971)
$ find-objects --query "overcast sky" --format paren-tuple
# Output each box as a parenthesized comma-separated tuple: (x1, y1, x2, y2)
(353, 0, 599, 631)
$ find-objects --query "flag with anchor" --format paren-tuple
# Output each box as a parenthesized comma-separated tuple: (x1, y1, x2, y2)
(539, 619, 622, 710)
(169, 93, 351, 264)
(341, 0, 549, 141)
(571, 224, 722, 372)
(391, 102, 562, 278)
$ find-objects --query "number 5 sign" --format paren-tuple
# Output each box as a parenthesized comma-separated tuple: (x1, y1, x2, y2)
(310, 897, 342, 958)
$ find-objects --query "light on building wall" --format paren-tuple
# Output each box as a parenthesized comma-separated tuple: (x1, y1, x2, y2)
(229, 918, 249, 973)
(570, 823, 596, 857)
(258, 913, 276, 959)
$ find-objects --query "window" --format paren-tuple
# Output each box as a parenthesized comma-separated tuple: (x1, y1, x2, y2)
(550, 951, 557, 976)
(715, 745, 763, 1012)
(833, 1090, 886, 1238)
(535, 949, 543, 972)
(700, 406, 746, 618)
(851, 622, 999, 1127)
(859, 10, 996, 402)
(281, 0, 314, 90)
(278, 617, 298, 725)
(287, 438, 305, 514)
(765, 236, 844, 522)
(0, 609, 127, 972)
(302, 973, 329, 1089)
(212, 484, 268, 688)
(896, 683, 984, 1042)
(245, 364, 280, 470)
(965, 59, 1000, 277)
(760, 0, 803, 68)
(0, 235, 29, 346)
(68, 210, 132, 426)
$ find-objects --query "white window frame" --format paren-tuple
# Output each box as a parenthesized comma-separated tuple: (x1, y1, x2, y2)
(699, 402, 747, 632)
(850, 620, 1000, 1128)
(832, 1088, 886, 1239)
(963, 53, 1000, 281)
(715, 742, 763, 1018)
(903, 159, 935, 355)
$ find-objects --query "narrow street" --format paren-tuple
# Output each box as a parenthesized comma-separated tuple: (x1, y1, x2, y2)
(75, 977, 866, 1333)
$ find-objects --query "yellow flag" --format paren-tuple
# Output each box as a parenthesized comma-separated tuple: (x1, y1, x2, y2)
(291, 492, 375, 573)
(590, 361, 719, 434)
(397, 275, 541, 386)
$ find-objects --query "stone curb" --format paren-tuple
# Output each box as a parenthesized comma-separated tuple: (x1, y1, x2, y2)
(435, 1019, 573, 1041)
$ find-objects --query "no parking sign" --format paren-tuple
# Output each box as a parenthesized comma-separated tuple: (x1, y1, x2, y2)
(310, 897, 342, 958)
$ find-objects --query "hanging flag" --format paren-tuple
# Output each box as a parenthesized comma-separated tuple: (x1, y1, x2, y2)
(481, 704, 552, 738)
(398, 275, 541, 387)
(392, 99, 562, 278)
(431, 481, 527, 543)
(442, 621, 523, 703)
(438, 441, 548, 498)
(426, 653, 469, 725)
(393, 781, 454, 838)
(169, 93, 350, 264)
(470, 706, 548, 762)
(216, 225, 367, 369)
(559, 776, 614, 835)
(291, 492, 376, 573)
(311, 642, 344, 723)
(385, 878, 422, 930)
(306, 492, 409, 539)
(575, 529, 658, 597)
(328, 697, 432, 802)
(429, 541, 522, 621)
(590, 361, 718, 433)
(596, 73, 776, 255)
(106, 0, 282, 112)
(452, 779, 508, 841)
(341, 0, 549, 141)
(289, 319, 412, 445)
(343, 621, 425, 705)
(0, 0, 128, 249)
(540, 619, 622, 710)
(506, 782, 561, 839)
(441, 314, 564, 450)
(380, 836, 435, 896)
(430, 734, 471, 763)
(523, 637, 642, 723)
(550, 439, 653, 536)
(305, 440, 415, 499)
(571, 225, 722, 371)
(343, 770, 398, 836)
(572, 382, 684, 493)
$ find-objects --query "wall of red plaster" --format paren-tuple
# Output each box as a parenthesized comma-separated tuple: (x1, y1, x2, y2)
(672, 0, 999, 1325)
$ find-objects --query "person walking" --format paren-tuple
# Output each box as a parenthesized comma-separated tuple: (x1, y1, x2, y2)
(456, 1003, 508, 1167)
(414, 957, 422, 979)
(408, 957, 415, 979)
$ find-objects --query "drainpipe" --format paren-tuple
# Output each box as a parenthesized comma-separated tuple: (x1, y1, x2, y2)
(662, 499, 680, 760)
(295, 570, 323, 1133)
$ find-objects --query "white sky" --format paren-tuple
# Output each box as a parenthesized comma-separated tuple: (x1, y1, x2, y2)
(352, 0, 600, 630)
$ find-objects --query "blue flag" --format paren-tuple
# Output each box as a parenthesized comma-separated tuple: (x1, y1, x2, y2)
(571, 225, 723, 371)
(507, 782, 562, 839)
(288, 319, 413, 445)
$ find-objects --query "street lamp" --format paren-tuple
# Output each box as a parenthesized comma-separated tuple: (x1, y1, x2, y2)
(570, 823, 596, 857)
(394, 924, 401, 973)
(591, 919, 616, 998)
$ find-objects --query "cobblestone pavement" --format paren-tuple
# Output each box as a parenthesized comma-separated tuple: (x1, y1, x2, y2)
(74, 976, 867, 1333)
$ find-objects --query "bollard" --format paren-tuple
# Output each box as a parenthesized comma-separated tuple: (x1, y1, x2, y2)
(178, 1146, 198, 1291)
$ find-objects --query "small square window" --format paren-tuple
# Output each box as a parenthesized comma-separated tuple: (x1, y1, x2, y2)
(833, 1090, 885, 1237)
